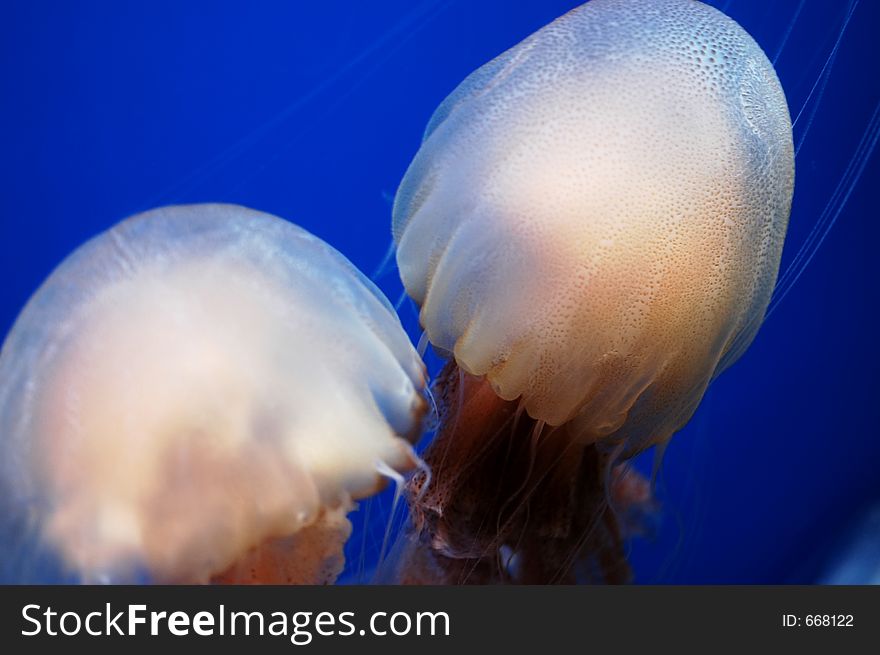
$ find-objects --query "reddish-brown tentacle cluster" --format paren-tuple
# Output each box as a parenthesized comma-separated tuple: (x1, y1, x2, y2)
(397, 361, 656, 584)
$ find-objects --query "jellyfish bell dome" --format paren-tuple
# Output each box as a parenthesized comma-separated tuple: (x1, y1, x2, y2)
(393, 0, 794, 452)
(0, 203, 426, 584)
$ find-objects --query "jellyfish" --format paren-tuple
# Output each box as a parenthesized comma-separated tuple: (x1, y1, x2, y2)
(390, 0, 794, 583)
(0, 203, 427, 584)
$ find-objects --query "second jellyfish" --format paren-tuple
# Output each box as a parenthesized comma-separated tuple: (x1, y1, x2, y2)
(390, 0, 794, 583)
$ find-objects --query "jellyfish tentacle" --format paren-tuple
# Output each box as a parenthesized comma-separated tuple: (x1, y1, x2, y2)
(767, 98, 880, 317)
(771, 0, 806, 66)
(374, 458, 408, 573)
(398, 362, 654, 584)
(792, 0, 858, 148)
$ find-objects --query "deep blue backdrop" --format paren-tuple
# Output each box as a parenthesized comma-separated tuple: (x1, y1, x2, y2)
(1, 0, 877, 583)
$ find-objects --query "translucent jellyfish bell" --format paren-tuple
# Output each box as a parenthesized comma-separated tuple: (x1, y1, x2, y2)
(396, 0, 794, 446)
(392, 0, 793, 582)
(0, 204, 426, 584)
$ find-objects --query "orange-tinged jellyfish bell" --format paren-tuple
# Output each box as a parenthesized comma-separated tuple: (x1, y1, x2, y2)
(391, 0, 794, 583)
(0, 204, 426, 584)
